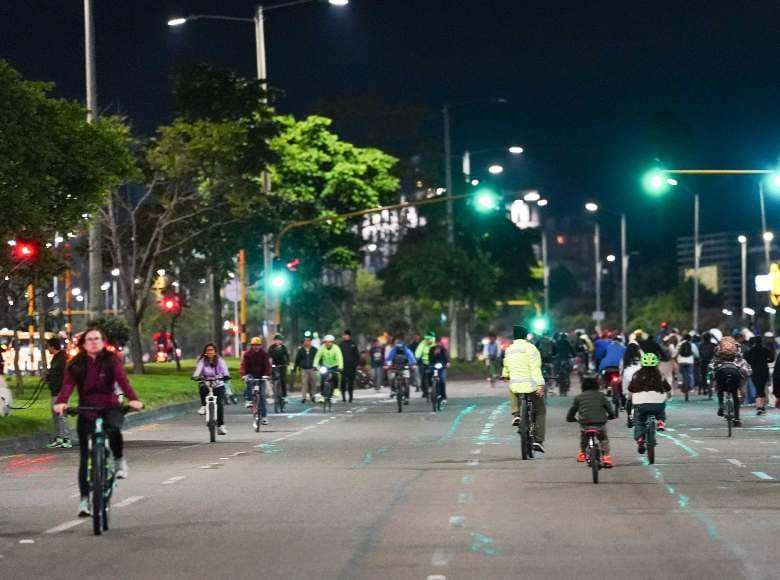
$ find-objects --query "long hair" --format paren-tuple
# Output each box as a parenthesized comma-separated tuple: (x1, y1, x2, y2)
(67, 328, 116, 387)
(199, 343, 220, 366)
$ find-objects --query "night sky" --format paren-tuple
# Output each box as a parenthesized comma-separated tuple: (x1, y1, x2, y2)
(2, 1, 779, 255)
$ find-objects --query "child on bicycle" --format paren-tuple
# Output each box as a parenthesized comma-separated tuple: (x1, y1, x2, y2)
(628, 353, 671, 454)
(566, 374, 616, 467)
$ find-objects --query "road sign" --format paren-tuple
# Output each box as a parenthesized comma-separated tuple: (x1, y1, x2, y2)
(592, 310, 605, 321)
(755, 263, 780, 306)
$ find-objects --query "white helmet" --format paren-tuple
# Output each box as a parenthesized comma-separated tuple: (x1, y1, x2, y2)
(323, 334, 335, 342)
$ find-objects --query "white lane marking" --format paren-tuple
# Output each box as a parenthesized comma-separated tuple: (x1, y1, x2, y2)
(467, 459, 479, 467)
(70, 493, 80, 498)
(199, 465, 212, 469)
(665, 427, 676, 432)
(162, 476, 186, 485)
(182, 443, 203, 449)
(114, 495, 145, 508)
(752, 471, 776, 481)
(705, 448, 720, 453)
(470, 449, 481, 455)
(219, 457, 230, 460)
(286, 431, 302, 438)
(428, 575, 447, 580)
(230, 451, 247, 457)
(303, 425, 316, 431)
(19, 539, 35, 544)
(44, 520, 86, 534)
(317, 420, 328, 425)
(678, 433, 690, 438)
(727, 459, 746, 468)
(458, 492, 473, 504)
(449, 515, 466, 528)
(692, 440, 705, 444)
(431, 548, 454, 567)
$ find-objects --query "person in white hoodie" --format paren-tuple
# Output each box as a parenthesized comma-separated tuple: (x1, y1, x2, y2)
(675, 333, 699, 399)
(628, 352, 672, 455)
(621, 342, 642, 428)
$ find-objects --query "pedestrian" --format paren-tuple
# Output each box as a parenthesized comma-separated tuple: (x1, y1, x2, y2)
(340, 330, 360, 403)
(744, 335, 773, 415)
(369, 338, 385, 390)
(293, 335, 318, 403)
(675, 334, 699, 399)
(45, 337, 72, 449)
(773, 348, 780, 409)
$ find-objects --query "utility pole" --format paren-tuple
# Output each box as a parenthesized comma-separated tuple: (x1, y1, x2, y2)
(443, 104, 459, 358)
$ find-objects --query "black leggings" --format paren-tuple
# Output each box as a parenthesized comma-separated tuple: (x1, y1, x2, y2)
(342, 369, 355, 401)
(199, 385, 225, 426)
(77, 409, 124, 498)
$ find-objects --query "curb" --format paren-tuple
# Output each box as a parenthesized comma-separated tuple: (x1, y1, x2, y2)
(0, 399, 199, 455)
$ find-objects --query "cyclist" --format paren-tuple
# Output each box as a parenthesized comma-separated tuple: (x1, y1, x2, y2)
(628, 353, 671, 454)
(710, 337, 751, 426)
(293, 334, 318, 404)
(340, 330, 360, 403)
(385, 340, 417, 403)
(45, 337, 72, 449)
(503, 325, 546, 454)
(621, 341, 642, 427)
(313, 334, 344, 397)
(428, 338, 451, 400)
(566, 374, 615, 467)
(575, 330, 594, 371)
(482, 332, 501, 383)
(194, 343, 231, 433)
(268, 334, 291, 402)
(553, 332, 575, 393)
(414, 332, 436, 397)
(240, 336, 272, 420)
(535, 332, 557, 381)
(53, 328, 143, 518)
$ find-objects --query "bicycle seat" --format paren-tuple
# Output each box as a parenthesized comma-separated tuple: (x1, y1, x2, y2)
(582, 428, 603, 435)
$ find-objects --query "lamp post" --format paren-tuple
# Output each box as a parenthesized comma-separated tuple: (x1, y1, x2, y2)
(737, 235, 747, 316)
(522, 191, 550, 315)
(584, 203, 602, 333)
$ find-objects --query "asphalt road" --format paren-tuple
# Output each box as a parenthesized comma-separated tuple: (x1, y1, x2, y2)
(2, 379, 780, 580)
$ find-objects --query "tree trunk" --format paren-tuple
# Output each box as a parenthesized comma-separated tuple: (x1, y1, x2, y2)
(12, 331, 23, 396)
(210, 271, 223, 353)
(125, 307, 145, 374)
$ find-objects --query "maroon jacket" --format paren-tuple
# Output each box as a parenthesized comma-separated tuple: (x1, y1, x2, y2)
(55, 352, 139, 419)
(240, 348, 272, 378)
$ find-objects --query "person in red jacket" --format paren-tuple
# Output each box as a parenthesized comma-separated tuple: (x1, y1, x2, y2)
(240, 336, 272, 422)
(53, 328, 143, 518)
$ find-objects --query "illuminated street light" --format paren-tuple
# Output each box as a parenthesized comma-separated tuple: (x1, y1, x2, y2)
(584, 202, 599, 213)
(523, 191, 541, 203)
(743, 307, 756, 317)
(722, 308, 733, 316)
(737, 235, 747, 244)
(488, 164, 504, 175)
(167, 17, 187, 26)
(606, 254, 616, 263)
(763, 231, 774, 242)
(537, 199, 548, 207)
(666, 178, 678, 186)
(71, 287, 82, 297)
(508, 146, 524, 154)
(470, 179, 480, 186)
(765, 306, 777, 315)
(111, 268, 120, 277)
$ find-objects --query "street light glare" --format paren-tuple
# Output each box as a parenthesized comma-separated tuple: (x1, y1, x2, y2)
(470, 179, 480, 186)
(329, 0, 349, 5)
(763, 231, 775, 242)
(537, 199, 548, 207)
(737, 235, 747, 244)
(508, 146, 524, 155)
(584, 202, 599, 213)
(606, 254, 616, 263)
(167, 17, 187, 26)
(523, 191, 541, 203)
(666, 178, 678, 186)
(488, 164, 504, 175)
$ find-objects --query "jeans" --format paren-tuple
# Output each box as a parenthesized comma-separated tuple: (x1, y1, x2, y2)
(510, 391, 546, 443)
(371, 366, 384, 389)
(580, 424, 610, 455)
(679, 363, 695, 393)
(633, 403, 666, 441)
(200, 384, 226, 425)
(746, 378, 756, 405)
(275, 366, 288, 398)
(77, 408, 124, 498)
(51, 395, 70, 439)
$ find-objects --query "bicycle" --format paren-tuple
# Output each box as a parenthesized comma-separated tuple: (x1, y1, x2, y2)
(582, 427, 604, 484)
(271, 365, 286, 414)
(723, 389, 737, 438)
(247, 376, 269, 432)
(645, 414, 658, 464)
(515, 393, 536, 460)
(486, 358, 500, 388)
(194, 377, 223, 443)
(391, 366, 411, 413)
(555, 359, 571, 397)
(430, 363, 444, 412)
(319, 367, 335, 414)
(355, 367, 375, 390)
(66, 406, 135, 535)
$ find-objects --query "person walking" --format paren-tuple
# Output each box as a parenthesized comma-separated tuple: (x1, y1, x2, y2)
(340, 330, 360, 403)
(745, 335, 773, 415)
(294, 335, 319, 404)
(45, 337, 71, 449)
(369, 338, 385, 390)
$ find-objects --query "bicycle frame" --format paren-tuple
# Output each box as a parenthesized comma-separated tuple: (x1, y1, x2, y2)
(517, 393, 536, 460)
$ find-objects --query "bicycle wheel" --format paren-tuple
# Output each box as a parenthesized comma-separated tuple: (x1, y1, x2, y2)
(253, 391, 261, 432)
(520, 398, 532, 460)
(273, 381, 281, 414)
(102, 454, 112, 531)
(397, 380, 403, 413)
(92, 442, 105, 535)
(208, 402, 216, 443)
(431, 377, 439, 412)
(591, 442, 600, 484)
(646, 419, 656, 465)
(726, 395, 734, 438)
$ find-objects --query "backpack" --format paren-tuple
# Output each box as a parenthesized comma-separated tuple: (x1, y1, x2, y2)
(699, 341, 715, 362)
(714, 363, 743, 390)
(678, 341, 692, 358)
(538, 338, 554, 360)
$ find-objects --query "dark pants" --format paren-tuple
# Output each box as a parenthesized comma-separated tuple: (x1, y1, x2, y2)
(342, 368, 356, 401)
(200, 384, 226, 426)
(77, 409, 124, 498)
(717, 386, 741, 420)
(276, 367, 288, 398)
(321, 370, 340, 398)
(633, 403, 666, 441)
(753, 375, 768, 398)
(420, 365, 431, 397)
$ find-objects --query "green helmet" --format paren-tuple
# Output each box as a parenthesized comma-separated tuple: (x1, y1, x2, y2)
(640, 352, 659, 367)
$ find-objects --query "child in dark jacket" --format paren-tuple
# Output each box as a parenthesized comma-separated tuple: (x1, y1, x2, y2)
(566, 375, 616, 467)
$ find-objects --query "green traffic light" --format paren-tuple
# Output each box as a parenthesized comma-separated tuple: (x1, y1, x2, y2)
(767, 172, 780, 192)
(271, 272, 290, 292)
(531, 316, 549, 334)
(642, 169, 670, 195)
(474, 188, 501, 212)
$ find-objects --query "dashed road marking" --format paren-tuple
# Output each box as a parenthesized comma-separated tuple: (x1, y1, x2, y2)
(727, 459, 746, 468)
(449, 515, 466, 528)
(44, 520, 86, 534)
(428, 575, 447, 580)
(19, 539, 35, 544)
(114, 495, 145, 508)
(162, 476, 185, 485)
(692, 440, 705, 444)
(431, 549, 454, 567)
(705, 448, 720, 453)
(467, 459, 479, 466)
(752, 471, 775, 481)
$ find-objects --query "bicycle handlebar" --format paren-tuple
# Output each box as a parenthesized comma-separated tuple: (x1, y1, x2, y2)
(65, 405, 140, 417)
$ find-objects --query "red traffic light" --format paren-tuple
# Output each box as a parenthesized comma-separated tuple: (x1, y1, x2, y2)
(11, 239, 39, 262)
(160, 295, 180, 314)
(287, 258, 301, 272)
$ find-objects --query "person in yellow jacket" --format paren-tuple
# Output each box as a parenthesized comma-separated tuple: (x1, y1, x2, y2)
(503, 325, 547, 453)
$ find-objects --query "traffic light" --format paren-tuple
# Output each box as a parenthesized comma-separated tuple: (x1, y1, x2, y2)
(531, 315, 549, 334)
(287, 258, 301, 272)
(270, 271, 290, 293)
(642, 169, 670, 195)
(160, 294, 181, 315)
(10, 239, 39, 263)
(474, 188, 501, 212)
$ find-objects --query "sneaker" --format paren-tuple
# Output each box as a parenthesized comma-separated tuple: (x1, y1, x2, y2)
(115, 458, 128, 479)
(60, 438, 73, 449)
(253, 419, 259, 430)
(657, 420, 666, 432)
(533, 442, 545, 453)
(78, 497, 92, 518)
(717, 407, 724, 417)
(602, 455, 614, 468)
(733, 419, 742, 427)
(261, 418, 269, 425)
(301, 398, 307, 404)
(637, 439, 646, 454)
(245, 401, 253, 409)
(511, 416, 520, 427)
(218, 426, 228, 435)
(757, 408, 766, 416)
(47, 438, 64, 449)
(198, 406, 206, 415)
(576, 451, 586, 462)
(627, 418, 633, 428)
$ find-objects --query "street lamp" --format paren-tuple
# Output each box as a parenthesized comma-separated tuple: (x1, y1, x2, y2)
(508, 146, 525, 154)
(523, 191, 541, 203)
(606, 254, 616, 263)
(487, 164, 504, 175)
(537, 199, 548, 207)
(737, 235, 748, 316)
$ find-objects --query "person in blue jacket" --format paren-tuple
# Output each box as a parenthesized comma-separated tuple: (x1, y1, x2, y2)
(598, 336, 627, 372)
(385, 340, 418, 367)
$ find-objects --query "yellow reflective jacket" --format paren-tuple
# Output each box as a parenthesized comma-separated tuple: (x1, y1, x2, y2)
(502, 339, 545, 394)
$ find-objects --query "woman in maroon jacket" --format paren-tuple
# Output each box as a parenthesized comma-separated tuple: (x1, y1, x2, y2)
(53, 328, 143, 518)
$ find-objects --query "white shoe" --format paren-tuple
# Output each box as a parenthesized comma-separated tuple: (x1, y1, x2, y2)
(253, 419, 259, 430)
(218, 426, 228, 435)
(261, 418, 269, 426)
(245, 401, 253, 409)
(78, 497, 92, 518)
(198, 406, 206, 415)
(115, 458, 128, 479)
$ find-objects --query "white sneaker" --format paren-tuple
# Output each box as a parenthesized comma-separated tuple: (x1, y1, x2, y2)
(261, 418, 269, 426)
(115, 458, 128, 479)
(78, 497, 92, 518)
(253, 419, 259, 430)
(218, 426, 228, 435)
(198, 406, 206, 415)
(245, 401, 253, 409)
